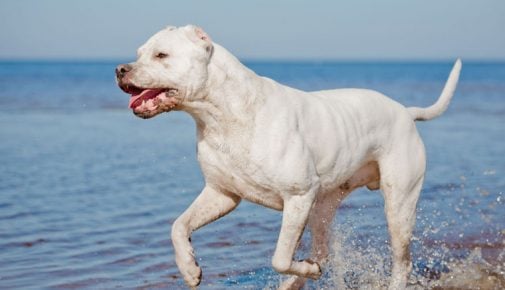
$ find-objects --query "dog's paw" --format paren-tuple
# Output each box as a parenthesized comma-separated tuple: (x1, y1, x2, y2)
(181, 261, 202, 287)
(304, 259, 322, 280)
(278, 275, 307, 290)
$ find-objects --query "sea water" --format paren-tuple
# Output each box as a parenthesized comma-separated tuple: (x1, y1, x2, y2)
(0, 61, 504, 289)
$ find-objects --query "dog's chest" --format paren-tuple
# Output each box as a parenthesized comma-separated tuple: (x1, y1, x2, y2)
(197, 138, 284, 210)
(197, 137, 260, 189)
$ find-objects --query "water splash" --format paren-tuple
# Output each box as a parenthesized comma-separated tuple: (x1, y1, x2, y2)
(261, 211, 504, 290)
(418, 247, 505, 290)
(296, 227, 504, 290)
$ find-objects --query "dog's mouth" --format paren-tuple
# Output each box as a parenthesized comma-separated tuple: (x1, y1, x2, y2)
(122, 84, 180, 119)
(128, 87, 177, 109)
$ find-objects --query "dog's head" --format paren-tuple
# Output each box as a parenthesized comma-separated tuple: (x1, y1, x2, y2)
(116, 25, 213, 119)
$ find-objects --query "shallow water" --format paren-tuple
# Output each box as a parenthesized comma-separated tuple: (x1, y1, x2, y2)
(0, 61, 504, 289)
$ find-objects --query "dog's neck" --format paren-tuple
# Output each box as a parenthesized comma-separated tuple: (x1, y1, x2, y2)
(182, 43, 268, 138)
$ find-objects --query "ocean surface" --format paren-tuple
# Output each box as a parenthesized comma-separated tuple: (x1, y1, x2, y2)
(0, 60, 504, 289)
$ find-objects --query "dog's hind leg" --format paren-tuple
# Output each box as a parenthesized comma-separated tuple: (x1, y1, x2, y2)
(278, 162, 380, 289)
(278, 191, 343, 290)
(271, 190, 322, 281)
(171, 186, 241, 287)
(383, 178, 423, 290)
(379, 137, 426, 290)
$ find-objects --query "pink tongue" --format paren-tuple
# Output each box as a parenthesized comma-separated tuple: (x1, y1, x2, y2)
(129, 89, 163, 109)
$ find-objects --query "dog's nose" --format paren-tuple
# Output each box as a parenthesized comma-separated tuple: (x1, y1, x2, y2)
(116, 64, 132, 79)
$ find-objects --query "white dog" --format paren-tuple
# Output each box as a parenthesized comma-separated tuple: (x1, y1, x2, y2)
(116, 25, 461, 289)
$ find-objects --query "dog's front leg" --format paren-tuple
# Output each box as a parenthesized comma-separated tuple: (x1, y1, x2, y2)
(272, 192, 321, 281)
(171, 185, 241, 287)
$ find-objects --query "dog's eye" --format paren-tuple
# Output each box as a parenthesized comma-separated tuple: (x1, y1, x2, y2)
(155, 52, 169, 59)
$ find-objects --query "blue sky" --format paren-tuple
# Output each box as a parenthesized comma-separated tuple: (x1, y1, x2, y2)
(1, 0, 504, 60)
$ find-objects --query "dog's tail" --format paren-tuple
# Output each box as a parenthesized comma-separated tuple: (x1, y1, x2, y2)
(407, 59, 462, 121)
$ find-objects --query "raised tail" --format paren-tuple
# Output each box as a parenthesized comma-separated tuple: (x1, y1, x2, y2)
(408, 59, 462, 121)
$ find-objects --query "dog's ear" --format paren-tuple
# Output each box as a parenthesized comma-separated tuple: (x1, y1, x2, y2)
(184, 25, 213, 53)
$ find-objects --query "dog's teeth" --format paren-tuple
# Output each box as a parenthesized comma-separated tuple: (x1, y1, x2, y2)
(139, 100, 147, 110)
(147, 100, 156, 110)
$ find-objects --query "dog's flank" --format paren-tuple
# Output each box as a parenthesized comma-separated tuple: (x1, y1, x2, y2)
(116, 25, 461, 290)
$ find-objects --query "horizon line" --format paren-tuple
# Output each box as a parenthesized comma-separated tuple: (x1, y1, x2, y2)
(0, 57, 504, 64)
